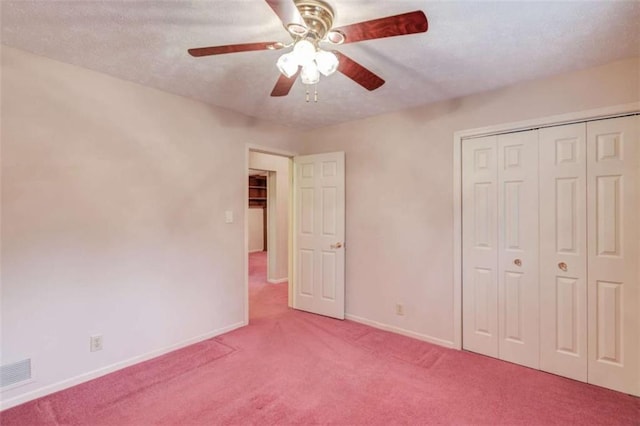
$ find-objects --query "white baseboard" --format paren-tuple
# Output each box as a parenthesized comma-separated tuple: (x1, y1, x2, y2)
(267, 277, 288, 284)
(0, 321, 246, 411)
(345, 314, 455, 349)
(248, 249, 264, 253)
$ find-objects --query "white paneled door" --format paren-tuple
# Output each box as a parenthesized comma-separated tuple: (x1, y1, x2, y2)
(462, 136, 499, 357)
(462, 114, 639, 396)
(586, 116, 639, 395)
(497, 131, 539, 369)
(539, 123, 588, 382)
(293, 152, 345, 320)
(462, 131, 539, 368)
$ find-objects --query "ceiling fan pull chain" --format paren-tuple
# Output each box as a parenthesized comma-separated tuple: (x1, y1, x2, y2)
(305, 88, 310, 103)
(314, 84, 318, 103)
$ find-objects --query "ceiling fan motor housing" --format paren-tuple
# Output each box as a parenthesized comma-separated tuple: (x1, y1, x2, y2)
(294, 0, 335, 41)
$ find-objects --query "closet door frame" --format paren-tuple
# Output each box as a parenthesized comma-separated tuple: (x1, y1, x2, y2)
(453, 102, 640, 351)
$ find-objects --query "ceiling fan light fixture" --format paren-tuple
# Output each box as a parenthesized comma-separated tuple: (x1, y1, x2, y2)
(315, 50, 338, 76)
(276, 52, 299, 78)
(292, 39, 316, 65)
(287, 23, 309, 37)
(300, 62, 320, 85)
(325, 30, 345, 45)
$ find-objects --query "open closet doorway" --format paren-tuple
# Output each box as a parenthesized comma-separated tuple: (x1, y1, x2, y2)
(247, 150, 292, 322)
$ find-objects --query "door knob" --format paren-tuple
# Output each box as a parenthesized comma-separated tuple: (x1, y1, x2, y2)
(514, 259, 522, 267)
(558, 262, 568, 271)
(331, 242, 343, 249)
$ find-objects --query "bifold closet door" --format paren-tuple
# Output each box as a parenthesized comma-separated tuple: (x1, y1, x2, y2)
(586, 115, 639, 396)
(496, 131, 539, 369)
(462, 132, 539, 367)
(464, 115, 639, 395)
(539, 123, 588, 382)
(463, 136, 499, 358)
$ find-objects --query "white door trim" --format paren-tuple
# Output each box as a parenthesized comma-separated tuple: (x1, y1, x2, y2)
(266, 170, 277, 282)
(452, 102, 640, 350)
(244, 144, 297, 325)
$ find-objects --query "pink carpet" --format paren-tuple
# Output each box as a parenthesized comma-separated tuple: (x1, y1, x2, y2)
(2, 251, 639, 425)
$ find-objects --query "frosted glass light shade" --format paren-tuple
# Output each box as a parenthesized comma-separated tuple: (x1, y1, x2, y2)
(315, 50, 339, 76)
(276, 53, 299, 78)
(292, 40, 316, 65)
(300, 63, 320, 85)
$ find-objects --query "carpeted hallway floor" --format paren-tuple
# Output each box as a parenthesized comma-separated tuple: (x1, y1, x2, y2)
(2, 251, 639, 425)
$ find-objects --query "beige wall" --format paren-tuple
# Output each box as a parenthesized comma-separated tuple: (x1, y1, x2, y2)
(301, 56, 640, 346)
(248, 207, 264, 252)
(249, 152, 290, 282)
(0, 47, 297, 407)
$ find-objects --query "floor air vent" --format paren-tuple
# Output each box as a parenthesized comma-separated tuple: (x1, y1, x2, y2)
(1, 359, 32, 388)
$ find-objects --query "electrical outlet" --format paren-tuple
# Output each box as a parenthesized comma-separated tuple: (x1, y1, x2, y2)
(395, 303, 404, 316)
(90, 335, 103, 352)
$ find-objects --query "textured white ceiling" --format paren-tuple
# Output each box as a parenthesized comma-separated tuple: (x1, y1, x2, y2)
(2, 1, 639, 129)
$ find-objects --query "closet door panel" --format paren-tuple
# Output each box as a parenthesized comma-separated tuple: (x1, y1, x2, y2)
(462, 136, 499, 357)
(587, 115, 639, 396)
(539, 123, 588, 381)
(497, 131, 539, 368)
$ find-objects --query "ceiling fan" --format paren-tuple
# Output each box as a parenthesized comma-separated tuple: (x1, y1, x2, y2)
(188, 0, 428, 99)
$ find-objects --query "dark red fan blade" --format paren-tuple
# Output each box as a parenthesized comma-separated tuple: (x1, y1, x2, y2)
(188, 42, 278, 57)
(264, 0, 306, 27)
(271, 70, 300, 97)
(333, 11, 428, 44)
(335, 52, 385, 91)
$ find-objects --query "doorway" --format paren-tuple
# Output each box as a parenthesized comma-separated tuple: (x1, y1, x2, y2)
(244, 146, 347, 324)
(246, 149, 293, 323)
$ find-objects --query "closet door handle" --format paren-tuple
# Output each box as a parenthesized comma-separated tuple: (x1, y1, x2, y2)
(558, 262, 568, 271)
(514, 259, 522, 267)
(331, 242, 343, 249)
